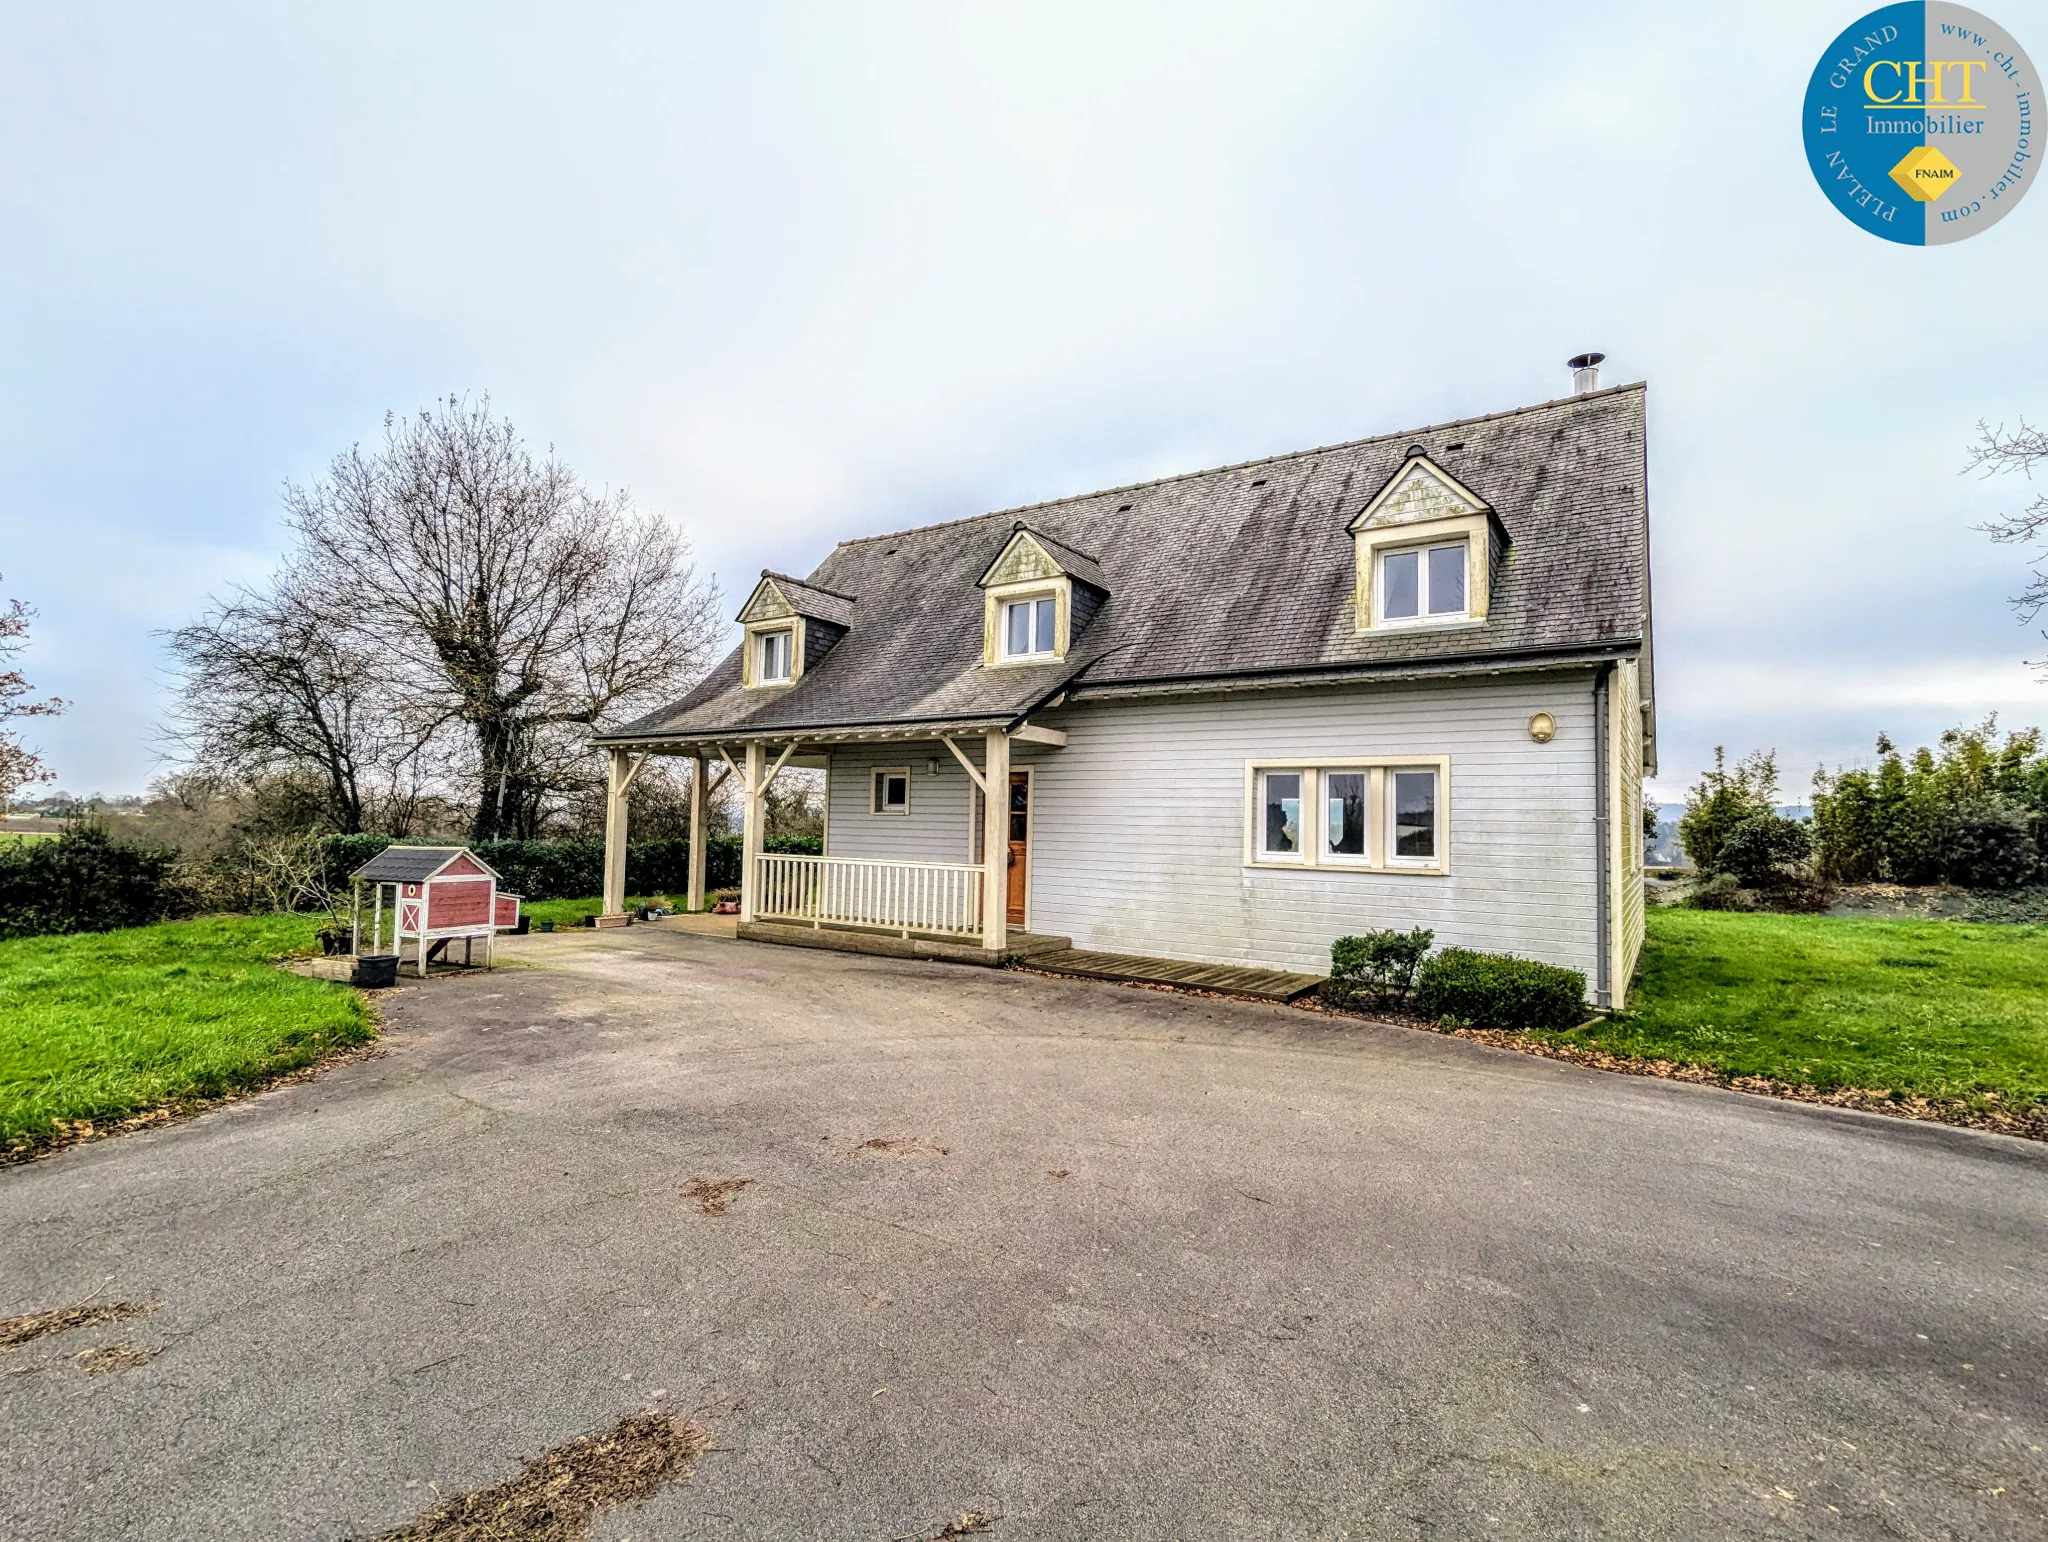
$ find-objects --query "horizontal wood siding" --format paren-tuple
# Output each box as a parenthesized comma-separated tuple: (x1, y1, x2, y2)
(1014, 674, 1602, 979)
(824, 743, 978, 865)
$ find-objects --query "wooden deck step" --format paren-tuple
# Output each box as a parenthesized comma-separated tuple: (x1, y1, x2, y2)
(1024, 948, 1324, 1003)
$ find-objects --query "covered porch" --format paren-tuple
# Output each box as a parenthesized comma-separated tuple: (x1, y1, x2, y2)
(595, 717, 1068, 963)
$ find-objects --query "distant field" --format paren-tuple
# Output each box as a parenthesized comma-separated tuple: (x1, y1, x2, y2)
(0, 915, 373, 1157)
(1544, 909, 2048, 1109)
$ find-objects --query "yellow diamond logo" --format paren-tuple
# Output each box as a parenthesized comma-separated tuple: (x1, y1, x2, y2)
(1889, 144, 1960, 202)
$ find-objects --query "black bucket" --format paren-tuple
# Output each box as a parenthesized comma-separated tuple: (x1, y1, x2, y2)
(351, 953, 400, 989)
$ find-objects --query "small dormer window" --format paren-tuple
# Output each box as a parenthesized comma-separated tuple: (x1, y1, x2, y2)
(1378, 540, 1468, 623)
(757, 628, 793, 683)
(1002, 596, 1057, 660)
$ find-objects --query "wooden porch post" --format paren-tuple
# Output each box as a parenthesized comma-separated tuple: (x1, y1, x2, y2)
(981, 727, 1009, 954)
(740, 741, 766, 924)
(687, 750, 709, 913)
(602, 747, 631, 918)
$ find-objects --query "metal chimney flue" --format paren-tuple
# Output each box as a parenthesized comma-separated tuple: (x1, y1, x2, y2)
(1568, 352, 1605, 395)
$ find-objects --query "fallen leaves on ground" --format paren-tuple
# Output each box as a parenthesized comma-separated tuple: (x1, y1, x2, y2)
(847, 1136, 950, 1159)
(72, 1342, 161, 1374)
(365, 1410, 711, 1541)
(680, 1177, 752, 1216)
(0, 1300, 157, 1348)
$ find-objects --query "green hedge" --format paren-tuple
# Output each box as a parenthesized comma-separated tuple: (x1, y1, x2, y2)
(1412, 947, 1588, 1031)
(318, 833, 822, 901)
(0, 823, 188, 940)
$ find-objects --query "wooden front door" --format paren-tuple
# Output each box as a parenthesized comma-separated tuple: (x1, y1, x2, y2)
(1005, 771, 1030, 926)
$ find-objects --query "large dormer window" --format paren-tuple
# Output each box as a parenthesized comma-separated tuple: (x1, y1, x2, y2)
(1378, 540, 1468, 624)
(978, 523, 1108, 670)
(1002, 595, 1057, 660)
(756, 627, 793, 683)
(1349, 455, 1501, 635)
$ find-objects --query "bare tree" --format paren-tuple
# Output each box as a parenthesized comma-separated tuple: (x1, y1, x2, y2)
(0, 576, 65, 811)
(281, 396, 721, 839)
(165, 573, 420, 833)
(1970, 418, 2048, 666)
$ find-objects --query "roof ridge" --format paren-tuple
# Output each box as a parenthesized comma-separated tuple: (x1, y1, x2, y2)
(829, 383, 1645, 550)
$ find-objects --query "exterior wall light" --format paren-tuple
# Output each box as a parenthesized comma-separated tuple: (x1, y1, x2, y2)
(1528, 712, 1556, 743)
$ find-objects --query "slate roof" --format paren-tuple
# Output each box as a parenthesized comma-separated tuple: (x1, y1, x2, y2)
(351, 845, 496, 884)
(1000, 523, 1108, 592)
(759, 571, 858, 629)
(601, 384, 1651, 745)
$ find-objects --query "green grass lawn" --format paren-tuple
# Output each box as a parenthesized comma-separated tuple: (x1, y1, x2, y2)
(1543, 908, 2048, 1107)
(0, 915, 373, 1155)
(522, 894, 692, 927)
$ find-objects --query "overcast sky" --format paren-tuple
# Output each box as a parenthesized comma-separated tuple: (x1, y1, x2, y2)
(3, 1, 2043, 802)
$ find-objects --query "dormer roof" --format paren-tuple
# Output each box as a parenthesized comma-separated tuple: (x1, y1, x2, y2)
(1349, 452, 1509, 545)
(738, 571, 857, 629)
(976, 523, 1108, 592)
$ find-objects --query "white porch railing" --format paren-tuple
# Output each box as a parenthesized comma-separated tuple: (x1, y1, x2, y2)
(755, 853, 985, 937)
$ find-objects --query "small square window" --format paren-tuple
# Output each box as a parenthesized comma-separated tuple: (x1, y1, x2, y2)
(1379, 542, 1468, 623)
(1002, 596, 1058, 659)
(872, 769, 910, 815)
(757, 628, 793, 683)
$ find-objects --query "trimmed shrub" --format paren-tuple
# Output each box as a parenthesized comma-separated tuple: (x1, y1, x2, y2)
(1324, 928, 1433, 1011)
(0, 822, 190, 940)
(1412, 947, 1587, 1031)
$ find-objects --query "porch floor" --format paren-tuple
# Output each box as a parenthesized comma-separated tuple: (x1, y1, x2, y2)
(1023, 948, 1325, 1003)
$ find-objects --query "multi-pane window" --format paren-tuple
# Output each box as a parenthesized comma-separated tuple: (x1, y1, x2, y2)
(757, 628, 793, 683)
(1379, 542, 1467, 622)
(1002, 596, 1058, 659)
(1248, 762, 1445, 871)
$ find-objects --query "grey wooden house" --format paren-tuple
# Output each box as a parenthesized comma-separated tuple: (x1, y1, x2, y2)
(595, 373, 1655, 1006)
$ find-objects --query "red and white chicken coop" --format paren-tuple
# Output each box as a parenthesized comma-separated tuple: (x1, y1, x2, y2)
(349, 845, 523, 977)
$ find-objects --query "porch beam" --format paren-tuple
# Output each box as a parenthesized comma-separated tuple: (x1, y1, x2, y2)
(940, 735, 987, 794)
(981, 727, 1009, 954)
(1010, 722, 1067, 747)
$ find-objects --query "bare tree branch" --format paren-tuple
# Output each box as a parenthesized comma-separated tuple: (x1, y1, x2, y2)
(1968, 417, 2048, 634)
(0, 576, 66, 810)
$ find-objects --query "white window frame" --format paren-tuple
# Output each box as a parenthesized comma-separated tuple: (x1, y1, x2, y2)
(871, 767, 911, 816)
(999, 592, 1059, 662)
(1254, 768, 1309, 865)
(1318, 766, 1374, 868)
(1242, 757, 1449, 875)
(756, 627, 794, 684)
(1384, 765, 1445, 869)
(1374, 540, 1470, 628)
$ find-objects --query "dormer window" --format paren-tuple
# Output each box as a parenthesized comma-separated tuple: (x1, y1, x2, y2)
(977, 523, 1108, 669)
(1349, 455, 1503, 635)
(1378, 540, 1468, 624)
(756, 627, 793, 683)
(735, 571, 856, 689)
(1002, 596, 1057, 660)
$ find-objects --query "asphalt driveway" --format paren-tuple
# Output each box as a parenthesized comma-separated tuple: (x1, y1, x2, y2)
(3, 927, 2046, 1540)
